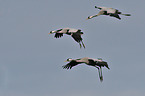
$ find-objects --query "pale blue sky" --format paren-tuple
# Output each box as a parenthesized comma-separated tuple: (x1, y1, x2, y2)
(0, 0, 145, 96)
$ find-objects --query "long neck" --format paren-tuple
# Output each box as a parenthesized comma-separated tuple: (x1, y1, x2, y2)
(51, 31, 57, 34)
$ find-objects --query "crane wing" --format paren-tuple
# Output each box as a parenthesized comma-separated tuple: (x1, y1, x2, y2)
(71, 32, 83, 43)
(88, 59, 97, 66)
(62, 61, 80, 69)
(95, 6, 102, 10)
(54, 33, 63, 38)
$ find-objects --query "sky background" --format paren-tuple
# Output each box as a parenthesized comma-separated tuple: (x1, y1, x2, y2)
(0, 0, 145, 96)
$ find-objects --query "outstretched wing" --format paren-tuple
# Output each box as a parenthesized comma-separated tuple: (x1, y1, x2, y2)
(95, 6, 102, 10)
(62, 61, 80, 69)
(71, 31, 83, 43)
(54, 33, 63, 38)
(87, 11, 105, 20)
(88, 59, 97, 66)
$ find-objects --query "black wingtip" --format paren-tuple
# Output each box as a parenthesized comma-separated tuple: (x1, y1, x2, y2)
(62, 65, 72, 70)
(95, 6, 97, 8)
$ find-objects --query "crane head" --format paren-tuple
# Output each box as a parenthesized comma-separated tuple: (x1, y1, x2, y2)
(64, 58, 73, 62)
(86, 16, 93, 20)
(48, 31, 56, 35)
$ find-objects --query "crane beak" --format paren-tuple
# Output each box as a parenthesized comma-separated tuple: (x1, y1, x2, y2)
(86, 16, 91, 20)
(64, 60, 67, 62)
(86, 18, 89, 20)
(48, 33, 51, 35)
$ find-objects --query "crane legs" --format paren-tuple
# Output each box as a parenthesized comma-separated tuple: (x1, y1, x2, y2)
(95, 66, 103, 82)
(79, 42, 85, 48)
(81, 41, 85, 48)
(99, 67, 103, 82)
(79, 43, 82, 48)
(121, 13, 131, 16)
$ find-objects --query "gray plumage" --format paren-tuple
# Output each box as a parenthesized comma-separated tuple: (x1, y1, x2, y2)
(87, 6, 131, 20)
(48, 28, 85, 48)
(63, 57, 110, 82)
